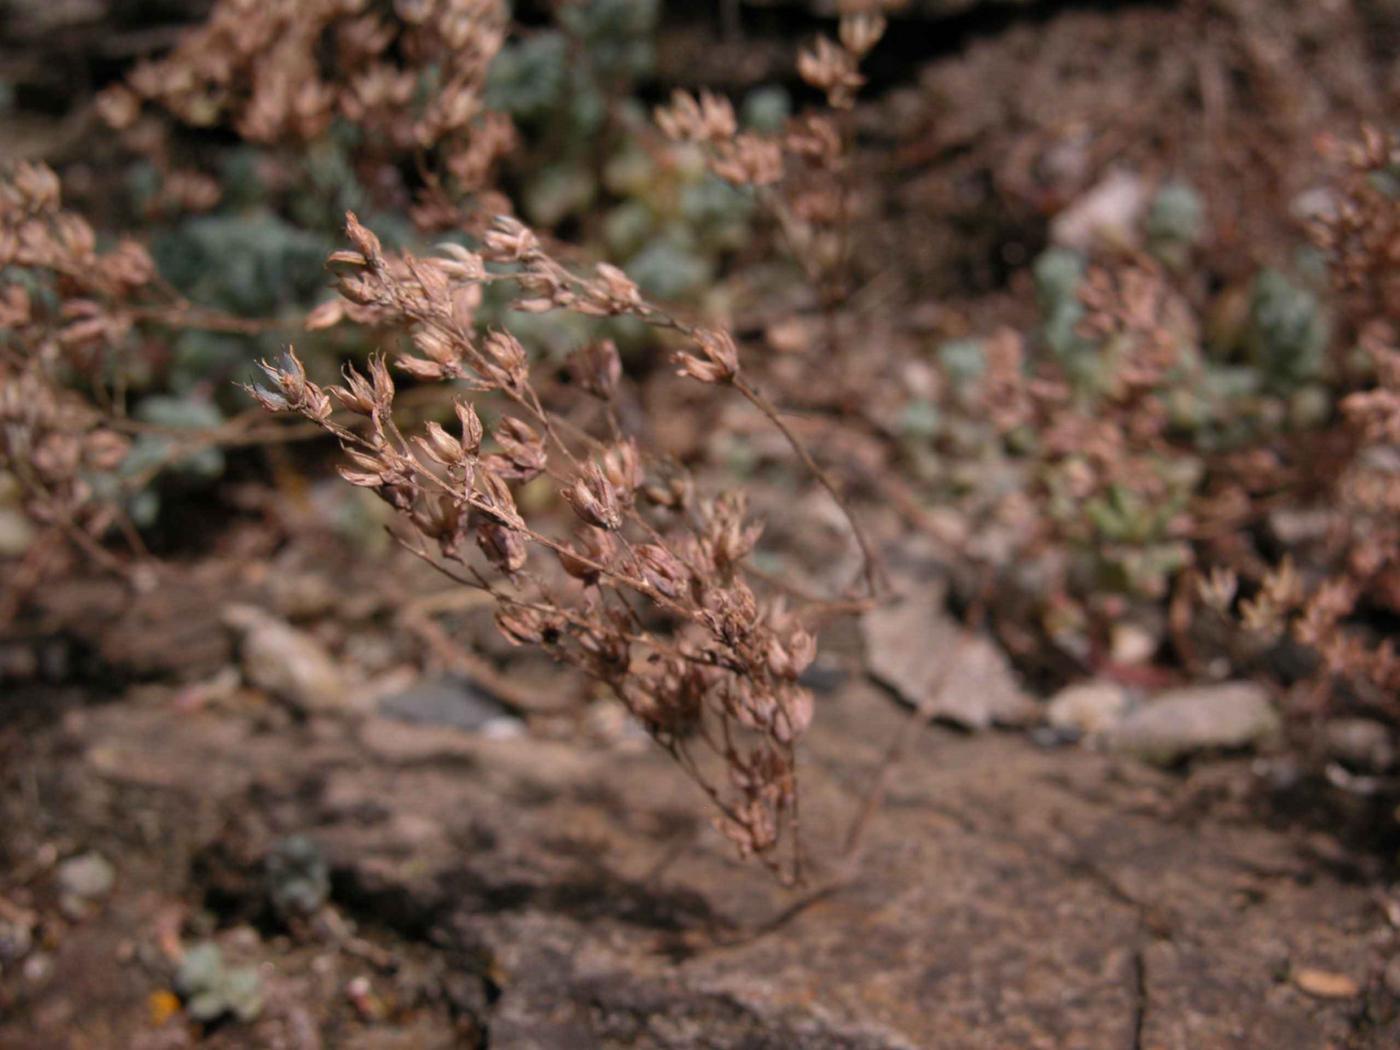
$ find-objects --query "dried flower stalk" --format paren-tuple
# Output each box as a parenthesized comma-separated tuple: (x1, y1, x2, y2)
(252, 211, 882, 881)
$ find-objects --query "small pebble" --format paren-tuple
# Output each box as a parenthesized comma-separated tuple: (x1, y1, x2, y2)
(1293, 967, 1360, 999)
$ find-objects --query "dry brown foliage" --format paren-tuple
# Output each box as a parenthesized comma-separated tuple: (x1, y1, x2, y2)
(99, 0, 515, 212)
(250, 212, 881, 883)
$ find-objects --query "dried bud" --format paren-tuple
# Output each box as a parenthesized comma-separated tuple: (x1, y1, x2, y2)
(642, 468, 695, 511)
(765, 626, 816, 680)
(455, 400, 483, 456)
(413, 327, 461, 368)
(633, 543, 690, 598)
(12, 162, 60, 212)
(784, 114, 842, 164)
(563, 462, 623, 530)
(248, 349, 333, 422)
(600, 439, 642, 500)
(1197, 566, 1239, 614)
(654, 90, 736, 144)
(83, 429, 131, 472)
(674, 329, 740, 385)
(411, 494, 465, 549)
(706, 492, 763, 570)
(838, 13, 886, 57)
(579, 262, 642, 315)
(482, 215, 538, 262)
(474, 467, 524, 528)
(396, 355, 447, 381)
(96, 85, 141, 130)
(711, 134, 785, 187)
(104, 240, 156, 287)
(435, 241, 486, 281)
(488, 416, 547, 481)
(481, 329, 528, 389)
(337, 448, 390, 489)
(797, 36, 865, 109)
(32, 433, 82, 481)
(415, 420, 466, 467)
(330, 357, 392, 415)
(477, 520, 527, 574)
(344, 211, 383, 265)
(557, 527, 616, 585)
(495, 605, 561, 647)
(774, 683, 814, 743)
(1262, 557, 1304, 610)
(305, 299, 346, 331)
(568, 339, 622, 400)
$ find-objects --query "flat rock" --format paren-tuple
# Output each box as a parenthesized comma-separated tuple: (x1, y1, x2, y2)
(34, 685, 1395, 1049)
(1105, 681, 1280, 763)
(863, 585, 1035, 729)
(1324, 718, 1396, 773)
(1047, 680, 1130, 736)
(56, 852, 114, 900)
(378, 674, 515, 733)
(224, 604, 351, 715)
(355, 716, 483, 764)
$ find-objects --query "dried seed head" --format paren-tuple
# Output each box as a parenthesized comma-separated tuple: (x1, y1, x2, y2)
(773, 682, 815, 743)
(764, 624, 817, 681)
(96, 85, 141, 129)
(10, 162, 61, 212)
(705, 492, 763, 571)
(488, 416, 547, 481)
(415, 420, 466, 467)
(482, 215, 538, 262)
(83, 429, 131, 472)
(306, 299, 346, 331)
(600, 439, 643, 500)
(1197, 566, 1239, 614)
(247, 349, 333, 422)
(633, 543, 690, 599)
(557, 527, 616, 585)
(797, 36, 864, 109)
(495, 606, 561, 646)
(563, 461, 623, 530)
(434, 241, 486, 281)
(455, 400, 484, 456)
(331, 356, 393, 415)
(481, 329, 528, 389)
(474, 467, 524, 528)
(711, 134, 785, 187)
(477, 519, 527, 574)
(674, 329, 740, 385)
(838, 13, 886, 57)
(568, 339, 622, 400)
(344, 211, 383, 265)
(654, 89, 736, 144)
(579, 262, 642, 315)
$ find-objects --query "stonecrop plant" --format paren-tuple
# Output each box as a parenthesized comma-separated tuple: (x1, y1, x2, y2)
(99, 0, 515, 221)
(249, 211, 880, 884)
(0, 161, 264, 611)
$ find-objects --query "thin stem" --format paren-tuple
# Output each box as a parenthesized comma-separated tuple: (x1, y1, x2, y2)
(733, 376, 884, 598)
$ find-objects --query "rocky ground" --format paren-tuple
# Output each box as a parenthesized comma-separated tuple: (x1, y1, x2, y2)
(3, 625, 1400, 1048)
(2, 0, 1399, 1046)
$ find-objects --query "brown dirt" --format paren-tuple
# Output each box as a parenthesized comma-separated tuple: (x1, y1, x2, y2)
(3, 668, 1398, 1049)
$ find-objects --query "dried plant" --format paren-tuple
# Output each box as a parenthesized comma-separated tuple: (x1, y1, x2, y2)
(1191, 130, 1400, 712)
(654, 8, 889, 312)
(1225, 129, 1400, 708)
(99, 0, 516, 217)
(250, 212, 881, 882)
(964, 257, 1202, 606)
(1311, 126, 1400, 328)
(0, 162, 285, 611)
